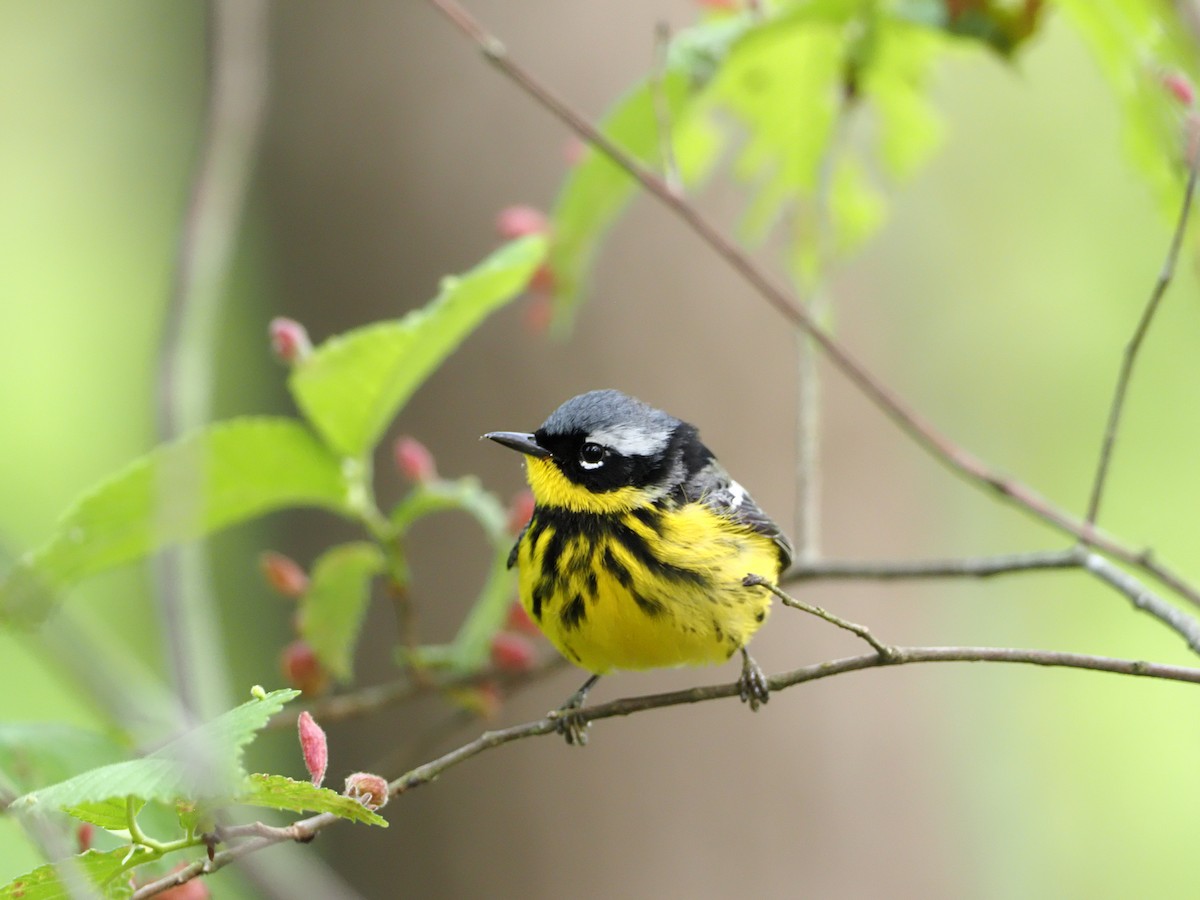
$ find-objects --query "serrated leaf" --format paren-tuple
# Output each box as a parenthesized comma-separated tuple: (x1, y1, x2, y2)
(0, 724, 129, 795)
(11, 689, 299, 817)
(0, 848, 142, 900)
(1, 418, 351, 625)
(297, 542, 385, 681)
(62, 798, 142, 833)
(239, 774, 387, 827)
(289, 236, 547, 458)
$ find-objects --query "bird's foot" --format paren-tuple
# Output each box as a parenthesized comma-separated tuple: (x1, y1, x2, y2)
(738, 648, 769, 711)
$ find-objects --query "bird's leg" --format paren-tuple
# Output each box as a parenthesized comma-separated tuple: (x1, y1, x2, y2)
(737, 647, 769, 711)
(551, 673, 601, 746)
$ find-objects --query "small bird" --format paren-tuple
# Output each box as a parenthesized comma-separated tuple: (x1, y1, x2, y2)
(485, 389, 792, 744)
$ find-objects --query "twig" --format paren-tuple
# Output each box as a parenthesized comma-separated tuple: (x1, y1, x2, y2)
(131, 644, 1200, 897)
(422, 0, 1200, 615)
(745, 574, 893, 658)
(650, 21, 682, 196)
(1082, 153, 1200, 531)
(154, 0, 269, 716)
(1082, 553, 1200, 653)
(784, 549, 1082, 582)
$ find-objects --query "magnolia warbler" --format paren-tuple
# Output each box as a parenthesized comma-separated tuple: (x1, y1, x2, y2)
(486, 389, 792, 744)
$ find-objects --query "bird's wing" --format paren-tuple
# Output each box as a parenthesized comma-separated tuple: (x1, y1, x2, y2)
(678, 455, 793, 572)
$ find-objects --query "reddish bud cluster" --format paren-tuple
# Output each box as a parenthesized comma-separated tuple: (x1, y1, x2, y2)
(77, 823, 94, 854)
(268, 317, 312, 365)
(393, 435, 438, 483)
(489, 631, 538, 672)
(298, 711, 328, 788)
(260, 551, 309, 598)
(281, 639, 329, 697)
(344, 772, 389, 811)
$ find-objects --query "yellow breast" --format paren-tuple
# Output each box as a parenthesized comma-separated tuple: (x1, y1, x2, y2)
(516, 497, 781, 674)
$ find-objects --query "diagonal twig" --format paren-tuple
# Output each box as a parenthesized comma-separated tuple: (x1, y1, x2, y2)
(1083, 152, 1200, 532)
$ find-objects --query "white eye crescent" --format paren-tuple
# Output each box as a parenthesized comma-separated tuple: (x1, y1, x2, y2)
(579, 442, 606, 469)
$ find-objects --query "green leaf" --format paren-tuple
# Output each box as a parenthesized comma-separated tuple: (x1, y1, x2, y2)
(390, 478, 508, 543)
(388, 478, 513, 672)
(297, 542, 386, 681)
(1, 418, 351, 625)
(1055, 0, 1194, 216)
(10, 689, 299, 816)
(289, 236, 547, 458)
(0, 724, 129, 795)
(547, 18, 742, 331)
(238, 774, 387, 827)
(0, 848, 142, 900)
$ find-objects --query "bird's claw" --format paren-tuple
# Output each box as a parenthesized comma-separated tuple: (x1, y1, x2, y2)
(552, 706, 591, 746)
(738, 650, 769, 711)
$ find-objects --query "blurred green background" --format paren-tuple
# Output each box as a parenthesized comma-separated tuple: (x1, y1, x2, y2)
(3, 1, 1200, 897)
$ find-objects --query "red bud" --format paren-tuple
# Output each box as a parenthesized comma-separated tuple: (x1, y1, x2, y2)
(1162, 69, 1196, 106)
(268, 317, 311, 365)
(393, 436, 437, 483)
(260, 551, 309, 598)
(155, 867, 211, 900)
(77, 823, 94, 854)
(495, 205, 548, 239)
(344, 772, 389, 811)
(504, 600, 542, 638)
(505, 490, 535, 536)
(490, 631, 537, 672)
(563, 136, 586, 166)
(297, 711, 328, 788)
(281, 640, 329, 697)
(523, 291, 554, 336)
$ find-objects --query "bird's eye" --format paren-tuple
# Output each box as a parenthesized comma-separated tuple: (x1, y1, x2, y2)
(579, 442, 606, 468)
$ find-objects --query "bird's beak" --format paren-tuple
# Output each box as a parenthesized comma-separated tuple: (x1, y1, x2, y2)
(483, 431, 550, 458)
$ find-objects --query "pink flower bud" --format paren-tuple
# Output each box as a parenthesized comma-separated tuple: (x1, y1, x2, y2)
(563, 136, 587, 166)
(1163, 69, 1196, 106)
(490, 631, 537, 672)
(523, 292, 554, 336)
(495, 205, 548, 239)
(393, 435, 437, 483)
(297, 711, 328, 788)
(260, 551, 309, 598)
(77, 823, 94, 853)
(155, 868, 211, 900)
(505, 490, 535, 536)
(281, 640, 329, 697)
(268, 317, 312, 364)
(505, 600, 542, 638)
(344, 772, 389, 811)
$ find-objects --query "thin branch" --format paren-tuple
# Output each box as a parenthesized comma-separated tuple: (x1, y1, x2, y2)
(422, 0, 1200, 615)
(1082, 552, 1200, 653)
(132, 644, 1200, 897)
(1083, 153, 1200, 530)
(745, 574, 893, 658)
(784, 548, 1082, 582)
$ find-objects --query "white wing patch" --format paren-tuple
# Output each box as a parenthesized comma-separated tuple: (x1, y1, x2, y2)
(587, 423, 670, 457)
(727, 480, 747, 510)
